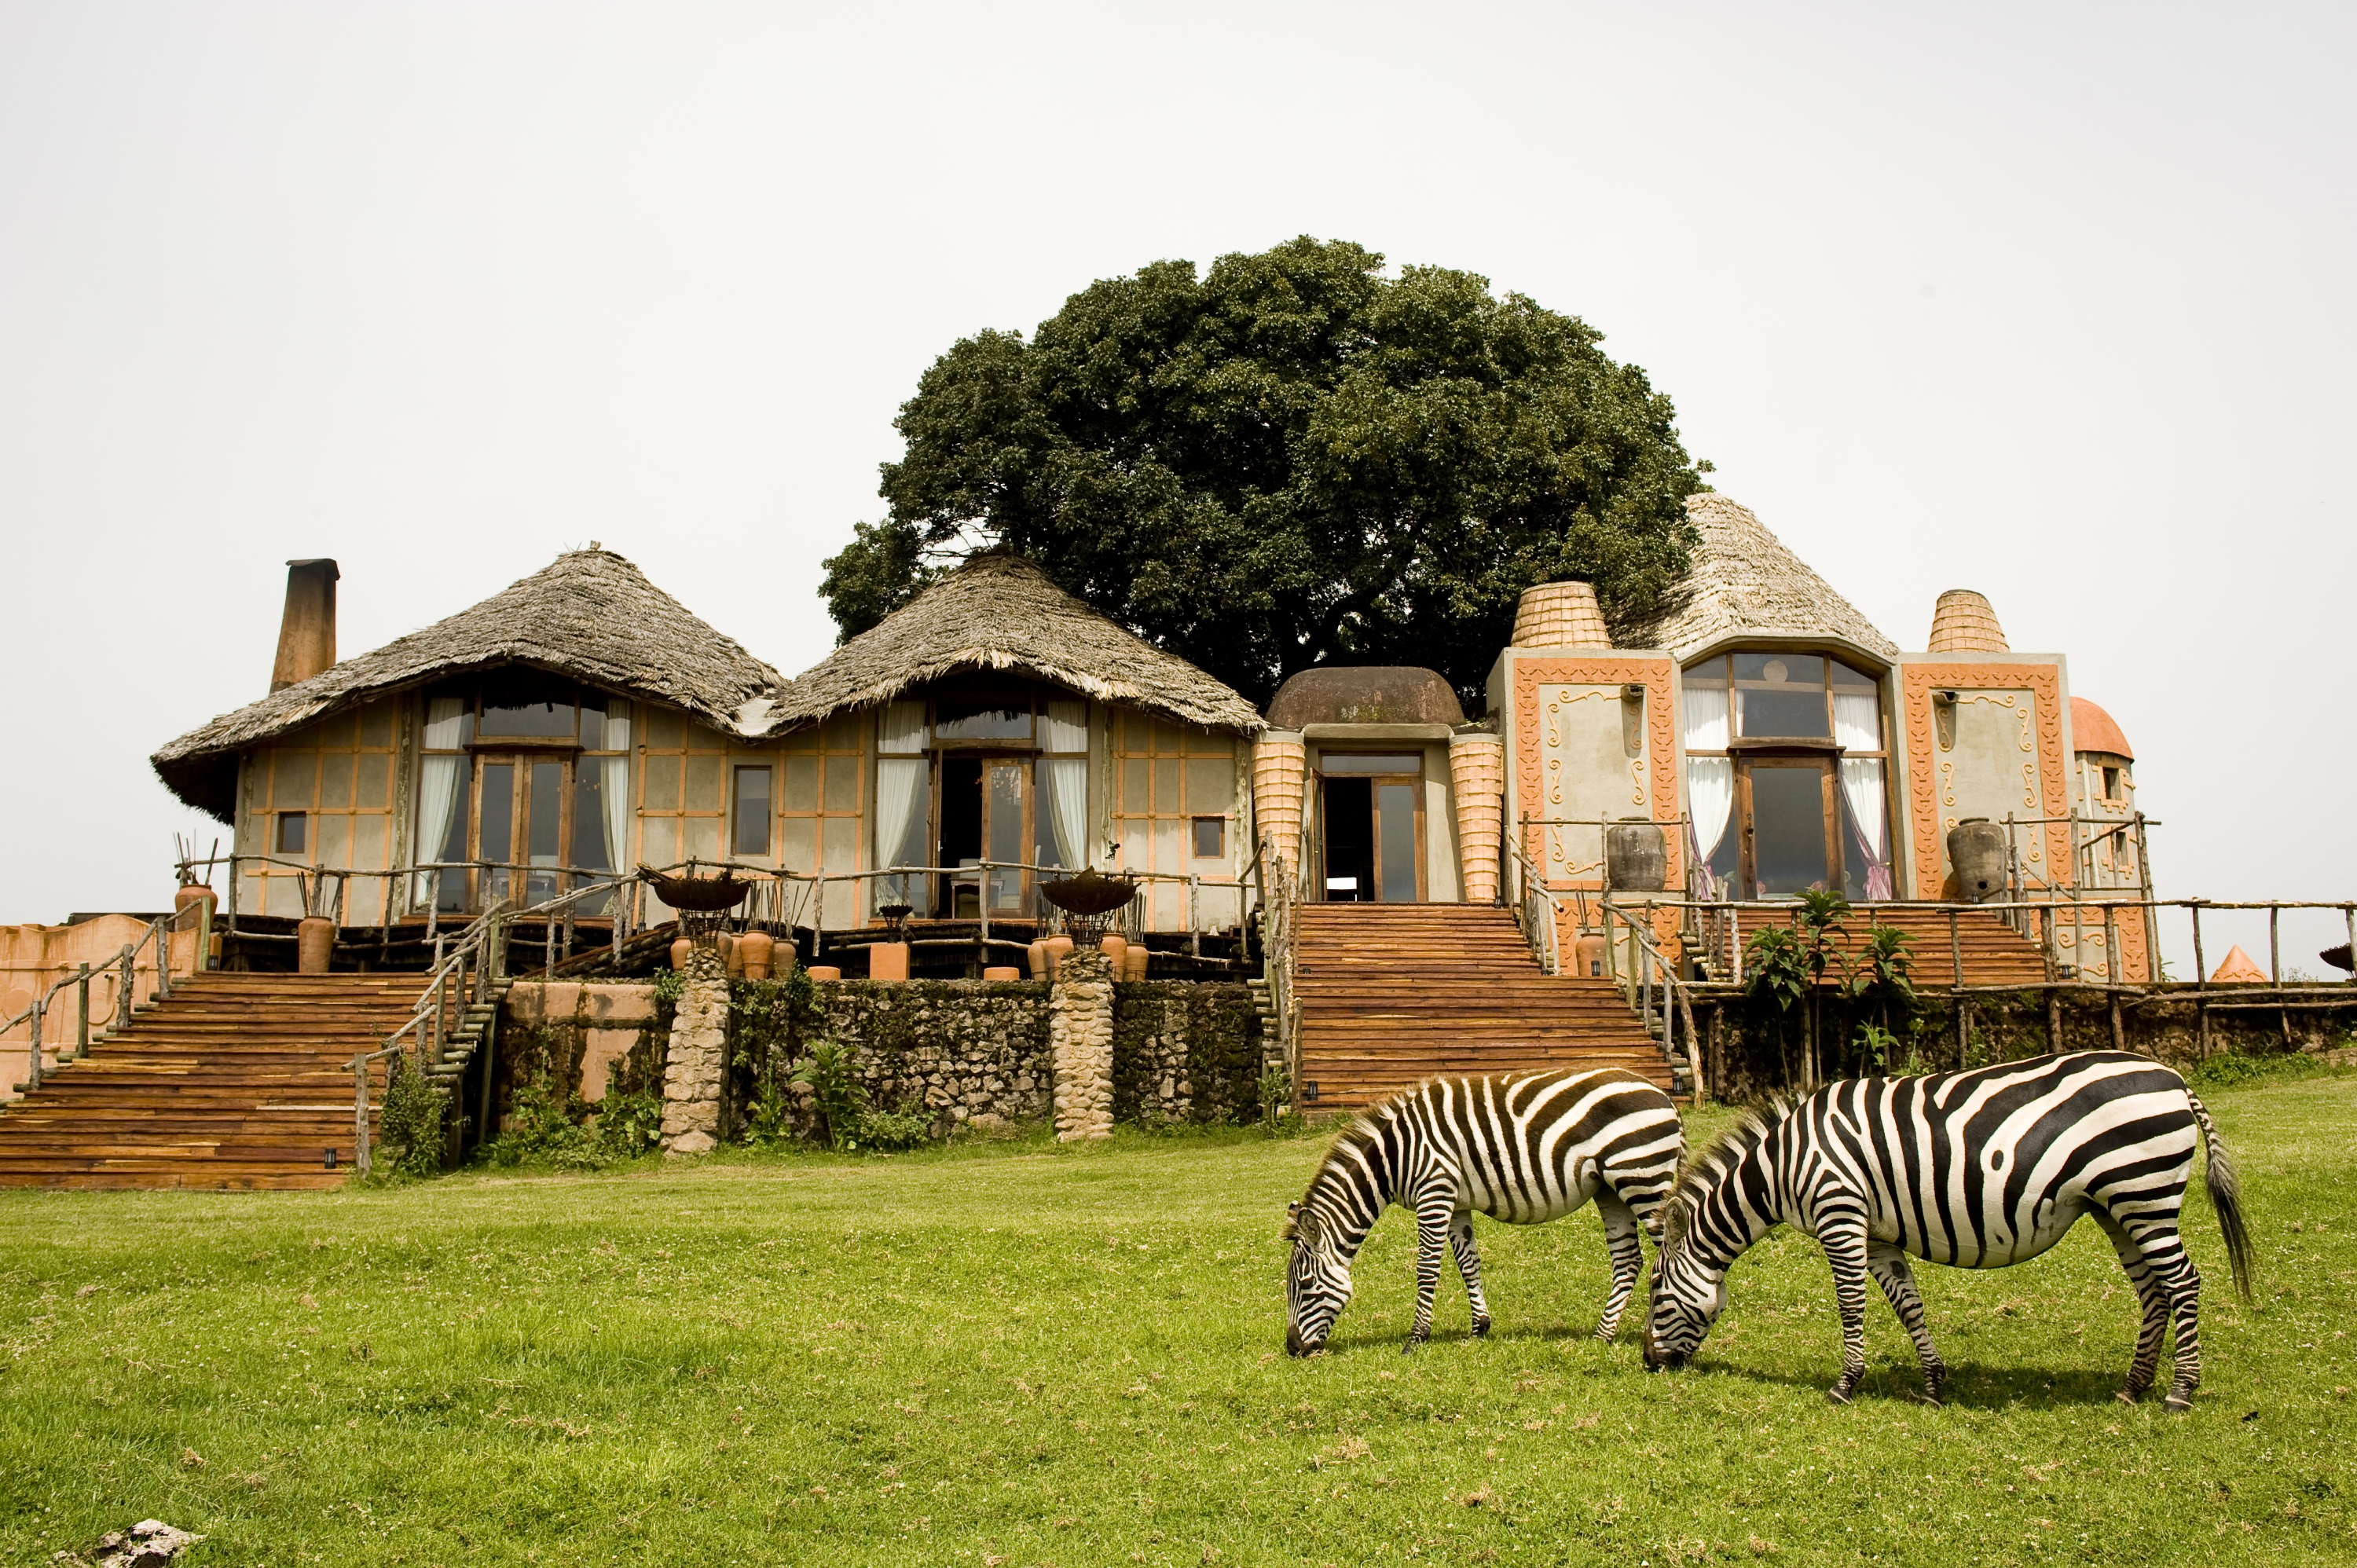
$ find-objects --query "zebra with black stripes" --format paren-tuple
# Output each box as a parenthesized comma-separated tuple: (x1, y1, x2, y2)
(1283, 1068, 1684, 1357)
(1642, 1050, 2253, 1409)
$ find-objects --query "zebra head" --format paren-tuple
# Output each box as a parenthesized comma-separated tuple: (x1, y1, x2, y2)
(1283, 1200, 1353, 1356)
(1640, 1204, 1726, 1370)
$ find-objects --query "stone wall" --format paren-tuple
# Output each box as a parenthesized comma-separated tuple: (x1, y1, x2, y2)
(1111, 981, 1267, 1126)
(499, 975, 1271, 1140)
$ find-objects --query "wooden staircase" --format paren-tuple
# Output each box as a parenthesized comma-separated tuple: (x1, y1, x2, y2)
(1690, 903, 2051, 987)
(1292, 904, 1673, 1112)
(0, 973, 429, 1190)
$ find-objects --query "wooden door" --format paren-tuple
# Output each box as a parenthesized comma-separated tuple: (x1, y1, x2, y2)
(1736, 757, 1838, 899)
(472, 754, 572, 913)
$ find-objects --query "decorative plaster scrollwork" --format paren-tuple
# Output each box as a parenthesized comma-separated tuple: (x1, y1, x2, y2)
(1514, 658, 1681, 888)
(1901, 665, 2069, 896)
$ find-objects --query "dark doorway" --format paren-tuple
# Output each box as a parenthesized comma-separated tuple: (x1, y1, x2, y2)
(1321, 777, 1373, 901)
(937, 755, 984, 917)
(1739, 757, 1837, 897)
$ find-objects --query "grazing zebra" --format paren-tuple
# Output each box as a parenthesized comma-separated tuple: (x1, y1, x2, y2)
(1642, 1051, 2253, 1409)
(1283, 1068, 1684, 1357)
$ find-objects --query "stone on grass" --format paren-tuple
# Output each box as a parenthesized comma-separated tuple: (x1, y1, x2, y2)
(56, 1519, 203, 1568)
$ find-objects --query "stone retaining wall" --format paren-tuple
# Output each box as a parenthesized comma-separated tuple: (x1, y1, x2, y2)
(497, 976, 1267, 1138)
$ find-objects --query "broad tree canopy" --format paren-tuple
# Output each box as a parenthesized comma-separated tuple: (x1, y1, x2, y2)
(823, 236, 1705, 711)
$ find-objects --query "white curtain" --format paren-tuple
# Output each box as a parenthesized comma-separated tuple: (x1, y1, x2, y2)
(875, 757, 926, 870)
(1681, 683, 1729, 750)
(1841, 757, 1893, 899)
(1041, 757, 1087, 868)
(599, 702, 632, 878)
(412, 757, 460, 905)
(1040, 698, 1087, 753)
(423, 695, 466, 749)
(879, 700, 926, 754)
(1834, 691, 1880, 752)
(1681, 684, 1733, 898)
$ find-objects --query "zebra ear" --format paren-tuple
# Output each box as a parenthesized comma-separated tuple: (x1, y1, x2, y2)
(1281, 1200, 1304, 1241)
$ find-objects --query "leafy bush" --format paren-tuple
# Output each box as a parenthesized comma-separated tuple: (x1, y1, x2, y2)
(596, 1087, 663, 1159)
(376, 1050, 446, 1177)
(849, 1108, 937, 1152)
(2187, 1050, 2337, 1090)
(476, 1077, 605, 1171)
(791, 1039, 864, 1151)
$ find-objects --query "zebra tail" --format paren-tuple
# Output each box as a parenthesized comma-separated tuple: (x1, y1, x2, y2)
(2186, 1090, 2255, 1302)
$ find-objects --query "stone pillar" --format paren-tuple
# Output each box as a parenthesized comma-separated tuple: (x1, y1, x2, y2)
(660, 947, 728, 1156)
(1449, 731, 1505, 904)
(1048, 946, 1115, 1141)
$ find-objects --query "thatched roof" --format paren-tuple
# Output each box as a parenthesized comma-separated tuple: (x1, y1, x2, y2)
(1615, 494, 1899, 664)
(771, 555, 1263, 735)
(154, 548, 785, 821)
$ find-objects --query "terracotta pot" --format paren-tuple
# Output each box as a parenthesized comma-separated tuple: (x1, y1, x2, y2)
(1026, 939, 1048, 980)
(720, 931, 744, 978)
(982, 965, 1022, 981)
(1124, 945, 1149, 981)
(1250, 736, 1308, 879)
(1574, 932, 1609, 979)
(869, 942, 911, 982)
(738, 930, 775, 981)
(806, 965, 841, 982)
(174, 885, 215, 917)
(296, 915, 335, 975)
(1098, 935, 1128, 969)
(669, 937, 694, 973)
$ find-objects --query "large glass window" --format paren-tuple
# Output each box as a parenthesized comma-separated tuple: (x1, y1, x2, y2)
(1682, 652, 1892, 899)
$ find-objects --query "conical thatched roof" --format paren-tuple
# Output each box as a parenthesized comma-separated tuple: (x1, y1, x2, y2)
(154, 548, 786, 820)
(771, 555, 1263, 735)
(1615, 494, 1899, 663)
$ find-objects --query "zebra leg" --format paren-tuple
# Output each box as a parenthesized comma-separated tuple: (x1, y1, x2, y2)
(1592, 1192, 1645, 1343)
(1867, 1244, 1945, 1406)
(1405, 1191, 1453, 1353)
(1819, 1221, 1874, 1405)
(2158, 1244, 2205, 1412)
(1448, 1212, 1492, 1339)
(2093, 1207, 2170, 1403)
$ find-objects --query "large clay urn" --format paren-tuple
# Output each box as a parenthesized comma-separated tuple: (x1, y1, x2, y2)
(1124, 945, 1149, 981)
(669, 937, 695, 973)
(295, 915, 335, 975)
(1098, 935, 1128, 970)
(1604, 819, 1668, 893)
(738, 930, 776, 981)
(868, 942, 911, 982)
(1948, 819, 2009, 903)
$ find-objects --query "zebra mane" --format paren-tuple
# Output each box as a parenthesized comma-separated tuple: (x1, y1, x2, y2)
(1662, 1100, 1790, 1247)
(1284, 1113, 1387, 1239)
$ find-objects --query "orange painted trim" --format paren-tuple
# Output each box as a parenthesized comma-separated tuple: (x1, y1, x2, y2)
(1900, 663, 2071, 895)
(1511, 657, 1683, 888)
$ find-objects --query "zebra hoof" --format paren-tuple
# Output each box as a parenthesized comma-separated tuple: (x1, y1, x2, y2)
(1825, 1383, 1855, 1407)
(1912, 1390, 1943, 1409)
(1402, 1338, 1422, 1356)
(1472, 1316, 1491, 1339)
(2114, 1388, 2143, 1407)
(2164, 1389, 2194, 1413)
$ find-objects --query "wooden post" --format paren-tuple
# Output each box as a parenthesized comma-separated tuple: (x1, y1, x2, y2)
(115, 946, 134, 1031)
(2190, 903, 2209, 1059)
(2269, 905, 2280, 983)
(75, 964, 90, 1057)
(1678, 982, 1705, 1108)
(1708, 1002, 1724, 1102)
(1189, 875, 1201, 960)
(26, 996, 42, 1092)
(1729, 903, 1743, 986)
(354, 1057, 372, 1177)
(2105, 903, 2124, 1053)
(2047, 986, 2063, 1054)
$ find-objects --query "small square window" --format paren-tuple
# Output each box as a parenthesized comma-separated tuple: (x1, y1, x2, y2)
(1191, 816, 1225, 859)
(276, 811, 308, 855)
(2102, 766, 2124, 801)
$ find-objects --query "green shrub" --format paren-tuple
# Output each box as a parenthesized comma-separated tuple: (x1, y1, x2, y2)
(376, 1050, 447, 1177)
(791, 1039, 864, 1151)
(849, 1108, 937, 1152)
(2187, 1050, 2337, 1090)
(596, 1087, 663, 1159)
(477, 1077, 605, 1171)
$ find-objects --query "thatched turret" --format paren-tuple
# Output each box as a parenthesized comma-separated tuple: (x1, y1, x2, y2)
(1926, 588, 2010, 654)
(153, 548, 785, 821)
(770, 555, 1262, 735)
(1510, 581, 1612, 649)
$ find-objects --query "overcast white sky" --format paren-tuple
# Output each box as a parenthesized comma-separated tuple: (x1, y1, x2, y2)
(3, 2, 2350, 972)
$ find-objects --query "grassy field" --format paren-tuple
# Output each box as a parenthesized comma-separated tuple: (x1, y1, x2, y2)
(1, 1070, 2352, 1567)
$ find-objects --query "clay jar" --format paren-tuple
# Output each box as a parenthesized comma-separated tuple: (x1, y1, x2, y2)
(1098, 935, 1128, 970)
(295, 915, 335, 975)
(1574, 932, 1609, 978)
(1026, 938, 1049, 980)
(1124, 945, 1149, 981)
(1043, 934, 1074, 980)
(868, 942, 911, 982)
(982, 965, 1022, 981)
(738, 930, 775, 981)
(806, 965, 842, 982)
(669, 937, 694, 973)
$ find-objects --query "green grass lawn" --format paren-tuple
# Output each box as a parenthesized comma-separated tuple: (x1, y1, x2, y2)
(2, 1072, 2352, 1567)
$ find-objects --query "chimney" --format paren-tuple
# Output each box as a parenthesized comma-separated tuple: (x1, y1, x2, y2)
(270, 559, 339, 692)
(1925, 588, 2008, 654)
(1511, 580, 1613, 649)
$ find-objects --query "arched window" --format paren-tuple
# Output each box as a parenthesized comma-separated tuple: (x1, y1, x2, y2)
(1681, 653, 1892, 899)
